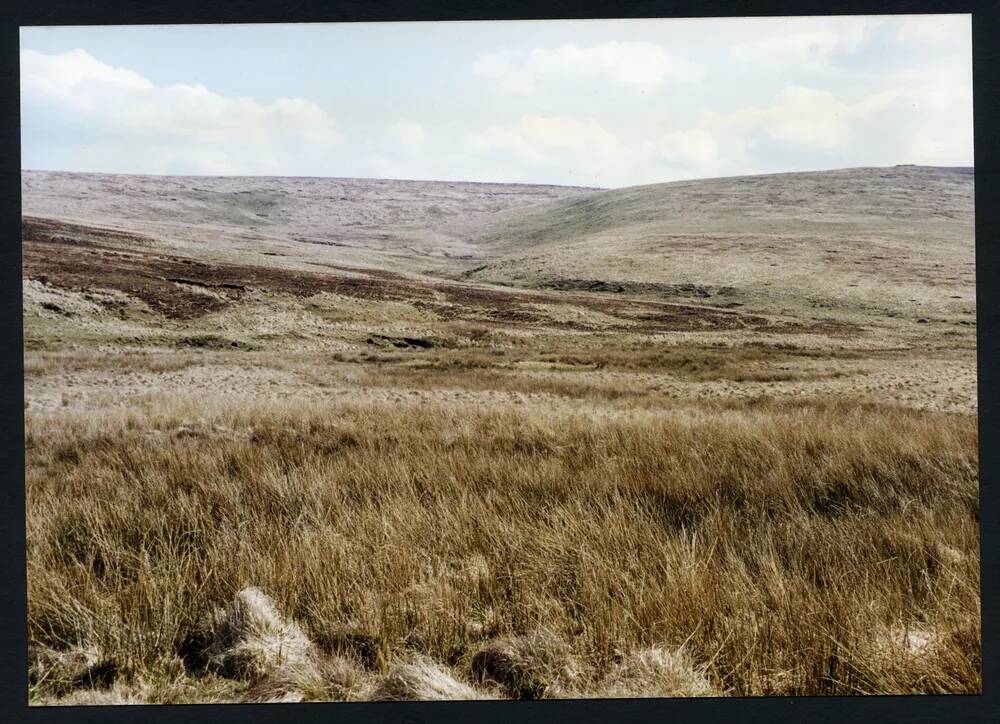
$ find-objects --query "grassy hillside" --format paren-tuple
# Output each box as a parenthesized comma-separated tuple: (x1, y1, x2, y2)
(21, 170, 597, 274)
(465, 166, 974, 320)
(22, 167, 979, 703)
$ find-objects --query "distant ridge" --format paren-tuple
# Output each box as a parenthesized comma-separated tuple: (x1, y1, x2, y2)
(461, 165, 974, 318)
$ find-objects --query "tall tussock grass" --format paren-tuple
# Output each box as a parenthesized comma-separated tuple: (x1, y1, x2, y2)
(26, 396, 979, 701)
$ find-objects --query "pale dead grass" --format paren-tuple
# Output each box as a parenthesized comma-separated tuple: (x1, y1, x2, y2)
(598, 646, 717, 698)
(369, 657, 490, 701)
(188, 587, 315, 681)
(243, 652, 365, 703)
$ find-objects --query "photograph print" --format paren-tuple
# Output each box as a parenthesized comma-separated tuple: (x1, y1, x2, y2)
(20, 14, 978, 704)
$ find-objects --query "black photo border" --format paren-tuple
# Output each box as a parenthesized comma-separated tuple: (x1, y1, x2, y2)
(0, 2, 996, 723)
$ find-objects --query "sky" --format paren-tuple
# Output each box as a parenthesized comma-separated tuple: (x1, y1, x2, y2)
(20, 15, 973, 188)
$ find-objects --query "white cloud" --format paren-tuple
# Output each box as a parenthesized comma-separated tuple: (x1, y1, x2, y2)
(359, 121, 428, 179)
(730, 16, 874, 69)
(465, 116, 725, 187)
(21, 48, 152, 106)
(743, 87, 853, 151)
(693, 80, 972, 171)
(385, 121, 426, 151)
(466, 115, 623, 176)
(474, 41, 704, 94)
(896, 14, 969, 46)
(655, 129, 721, 173)
(466, 114, 639, 186)
(20, 48, 340, 175)
(461, 62, 973, 188)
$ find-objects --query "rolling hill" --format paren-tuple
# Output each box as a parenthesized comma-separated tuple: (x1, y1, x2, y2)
(463, 166, 975, 319)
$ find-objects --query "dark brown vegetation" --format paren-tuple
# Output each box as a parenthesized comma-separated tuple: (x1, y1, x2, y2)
(24, 217, 845, 335)
(22, 217, 430, 319)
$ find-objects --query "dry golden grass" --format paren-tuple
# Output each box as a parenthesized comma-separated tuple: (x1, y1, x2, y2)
(20, 167, 979, 704)
(26, 394, 979, 702)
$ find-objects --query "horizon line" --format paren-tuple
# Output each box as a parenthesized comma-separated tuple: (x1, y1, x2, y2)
(19, 163, 975, 192)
